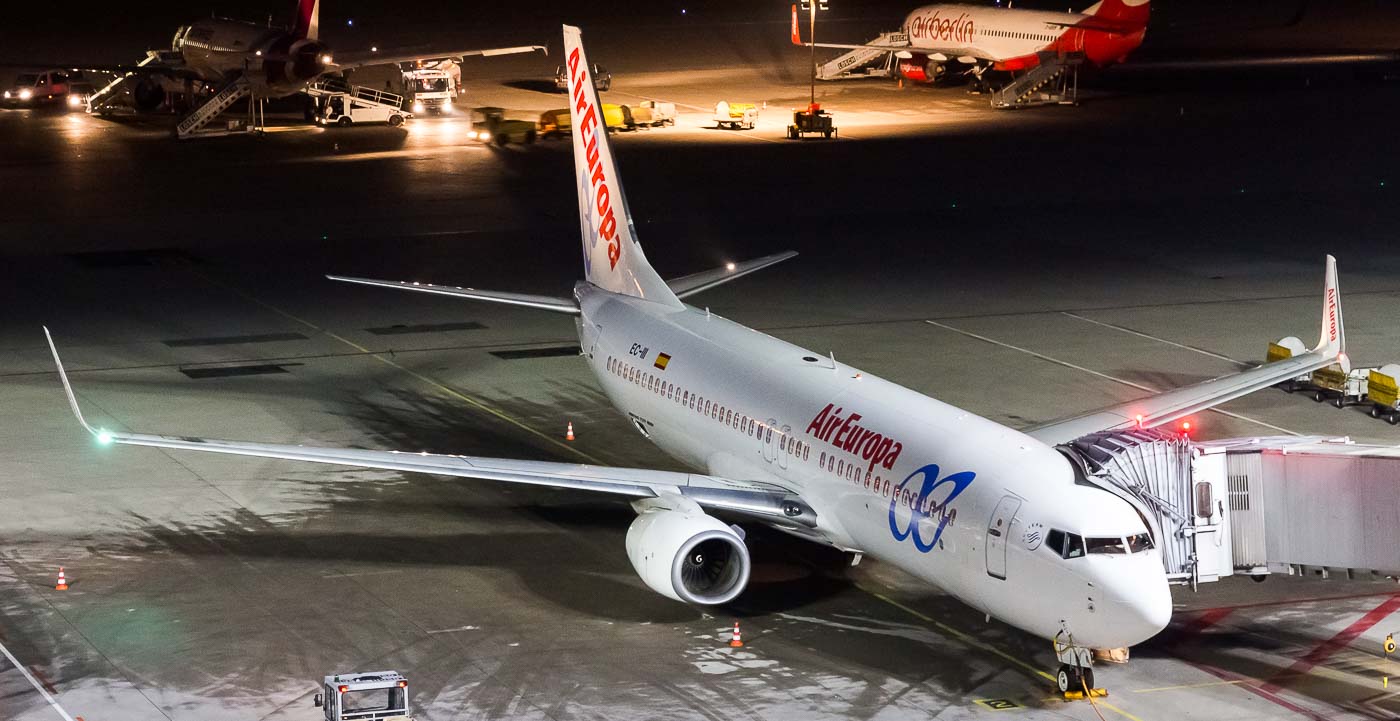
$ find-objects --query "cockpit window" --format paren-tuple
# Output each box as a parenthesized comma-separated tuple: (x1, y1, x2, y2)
(1086, 536, 1127, 554)
(1045, 529, 1085, 559)
(1126, 532, 1154, 553)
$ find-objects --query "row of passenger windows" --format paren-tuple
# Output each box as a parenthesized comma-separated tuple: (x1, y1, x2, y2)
(1045, 529, 1154, 559)
(986, 28, 1055, 42)
(606, 355, 947, 516)
(605, 355, 813, 460)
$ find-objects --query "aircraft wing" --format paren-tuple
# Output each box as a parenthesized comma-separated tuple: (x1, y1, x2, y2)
(43, 328, 817, 528)
(1025, 256, 1346, 446)
(330, 45, 545, 71)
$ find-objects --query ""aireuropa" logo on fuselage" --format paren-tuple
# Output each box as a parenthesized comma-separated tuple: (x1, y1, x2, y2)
(567, 47, 621, 270)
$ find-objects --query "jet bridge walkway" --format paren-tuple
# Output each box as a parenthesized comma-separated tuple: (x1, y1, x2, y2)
(1062, 432, 1400, 589)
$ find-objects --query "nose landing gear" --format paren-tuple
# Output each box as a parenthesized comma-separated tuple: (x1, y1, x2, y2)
(1054, 625, 1108, 699)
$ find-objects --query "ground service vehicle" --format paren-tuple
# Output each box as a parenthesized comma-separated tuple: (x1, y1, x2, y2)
(314, 670, 412, 721)
(316, 87, 409, 127)
(714, 100, 757, 129)
(556, 63, 611, 91)
(470, 107, 538, 144)
(402, 67, 456, 114)
(3, 70, 86, 107)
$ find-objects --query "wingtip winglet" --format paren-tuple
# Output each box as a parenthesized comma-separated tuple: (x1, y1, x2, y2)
(43, 327, 96, 436)
(1315, 255, 1345, 357)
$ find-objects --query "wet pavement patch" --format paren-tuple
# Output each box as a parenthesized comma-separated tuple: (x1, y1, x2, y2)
(163, 332, 308, 347)
(365, 321, 486, 335)
(490, 345, 581, 360)
(180, 363, 297, 379)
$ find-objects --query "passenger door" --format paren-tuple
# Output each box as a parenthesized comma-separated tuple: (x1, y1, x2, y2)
(986, 495, 1022, 580)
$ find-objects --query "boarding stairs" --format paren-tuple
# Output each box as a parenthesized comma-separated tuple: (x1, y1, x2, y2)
(816, 32, 907, 80)
(991, 51, 1083, 108)
(176, 75, 253, 139)
(306, 78, 405, 111)
(87, 50, 180, 114)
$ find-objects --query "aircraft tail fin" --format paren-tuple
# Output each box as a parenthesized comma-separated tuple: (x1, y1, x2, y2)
(561, 25, 681, 308)
(293, 0, 320, 40)
(1081, 0, 1150, 29)
(1312, 254, 1345, 357)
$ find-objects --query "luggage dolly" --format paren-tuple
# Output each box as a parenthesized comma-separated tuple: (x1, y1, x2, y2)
(1054, 625, 1107, 699)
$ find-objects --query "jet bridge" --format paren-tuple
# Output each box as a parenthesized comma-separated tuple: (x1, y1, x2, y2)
(1061, 432, 1400, 588)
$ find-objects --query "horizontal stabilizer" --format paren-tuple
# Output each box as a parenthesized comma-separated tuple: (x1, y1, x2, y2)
(667, 251, 798, 300)
(327, 275, 579, 315)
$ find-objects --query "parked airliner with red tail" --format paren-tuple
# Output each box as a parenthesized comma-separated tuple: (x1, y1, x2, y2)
(46, 22, 1352, 692)
(793, 0, 1150, 84)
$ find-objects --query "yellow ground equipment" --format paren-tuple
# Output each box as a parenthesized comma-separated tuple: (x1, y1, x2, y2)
(1369, 365, 1400, 424)
(714, 100, 758, 130)
(539, 108, 571, 139)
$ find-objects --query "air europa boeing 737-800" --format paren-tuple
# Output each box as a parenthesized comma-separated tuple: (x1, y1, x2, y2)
(47, 24, 1349, 689)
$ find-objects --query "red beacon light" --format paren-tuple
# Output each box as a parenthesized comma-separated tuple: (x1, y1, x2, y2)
(398, 680, 408, 688)
(1134, 414, 1144, 427)
(338, 685, 348, 694)
(1181, 421, 1192, 433)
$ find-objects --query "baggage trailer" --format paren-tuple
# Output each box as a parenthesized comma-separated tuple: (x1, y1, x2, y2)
(639, 100, 676, 126)
(1367, 365, 1400, 423)
(314, 670, 412, 721)
(1307, 363, 1369, 408)
(714, 101, 757, 130)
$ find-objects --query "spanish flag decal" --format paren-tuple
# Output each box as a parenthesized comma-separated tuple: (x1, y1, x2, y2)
(654, 352, 671, 370)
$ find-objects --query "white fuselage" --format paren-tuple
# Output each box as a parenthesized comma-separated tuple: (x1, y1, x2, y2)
(577, 282, 1171, 649)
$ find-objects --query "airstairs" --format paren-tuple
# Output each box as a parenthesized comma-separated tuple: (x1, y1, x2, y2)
(176, 75, 256, 139)
(305, 78, 405, 111)
(86, 50, 180, 114)
(815, 31, 908, 80)
(991, 51, 1083, 108)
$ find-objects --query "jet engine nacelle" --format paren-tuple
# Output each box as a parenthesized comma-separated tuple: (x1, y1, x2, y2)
(625, 508, 750, 605)
(263, 37, 330, 88)
(898, 54, 946, 84)
(133, 77, 167, 111)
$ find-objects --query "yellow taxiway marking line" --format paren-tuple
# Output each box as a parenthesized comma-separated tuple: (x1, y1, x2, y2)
(861, 588, 1147, 721)
(1133, 678, 1250, 693)
(195, 271, 606, 465)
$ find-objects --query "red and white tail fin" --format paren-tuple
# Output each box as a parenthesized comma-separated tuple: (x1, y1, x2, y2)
(1081, 0, 1150, 29)
(561, 25, 681, 308)
(1313, 255, 1345, 357)
(293, 0, 320, 40)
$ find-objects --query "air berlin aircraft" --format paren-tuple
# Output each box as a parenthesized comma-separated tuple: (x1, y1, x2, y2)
(47, 21, 1350, 692)
(793, 0, 1150, 83)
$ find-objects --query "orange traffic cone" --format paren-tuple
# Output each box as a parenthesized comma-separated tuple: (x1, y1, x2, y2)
(55, 568, 68, 591)
(566, 422, 575, 442)
(729, 622, 744, 648)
